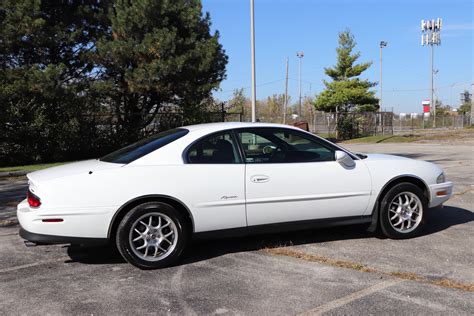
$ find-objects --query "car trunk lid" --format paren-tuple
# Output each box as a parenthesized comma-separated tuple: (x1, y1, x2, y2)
(27, 159, 124, 184)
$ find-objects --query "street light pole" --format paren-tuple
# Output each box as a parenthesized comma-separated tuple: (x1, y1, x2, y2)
(284, 57, 289, 124)
(250, 0, 256, 122)
(379, 41, 387, 111)
(471, 82, 474, 125)
(296, 51, 304, 117)
(431, 45, 435, 127)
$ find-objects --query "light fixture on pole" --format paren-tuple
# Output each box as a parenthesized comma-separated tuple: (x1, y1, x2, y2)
(379, 41, 388, 111)
(296, 51, 304, 117)
(250, 0, 257, 122)
(421, 18, 442, 128)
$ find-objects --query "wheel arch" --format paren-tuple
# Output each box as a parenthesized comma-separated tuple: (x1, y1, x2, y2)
(378, 175, 430, 205)
(367, 174, 430, 232)
(107, 195, 195, 240)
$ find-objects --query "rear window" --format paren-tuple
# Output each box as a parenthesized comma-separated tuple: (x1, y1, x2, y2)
(100, 128, 189, 164)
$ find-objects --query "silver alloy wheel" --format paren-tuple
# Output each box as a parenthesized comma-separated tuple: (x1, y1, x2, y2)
(129, 212, 178, 261)
(388, 192, 423, 233)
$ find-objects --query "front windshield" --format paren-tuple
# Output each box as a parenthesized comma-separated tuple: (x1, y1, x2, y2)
(100, 128, 189, 164)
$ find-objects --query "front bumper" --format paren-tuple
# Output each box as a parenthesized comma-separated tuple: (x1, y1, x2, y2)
(428, 181, 453, 208)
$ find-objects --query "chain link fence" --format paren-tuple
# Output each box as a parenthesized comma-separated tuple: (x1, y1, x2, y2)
(392, 113, 471, 134)
(257, 111, 472, 139)
(258, 112, 394, 138)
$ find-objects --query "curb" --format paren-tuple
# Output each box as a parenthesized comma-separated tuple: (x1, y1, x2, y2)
(0, 171, 28, 178)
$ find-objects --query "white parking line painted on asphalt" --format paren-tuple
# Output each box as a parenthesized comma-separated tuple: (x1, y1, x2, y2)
(0, 232, 18, 237)
(298, 279, 402, 315)
(170, 265, 197, 315)
(0, 257, 69, 274)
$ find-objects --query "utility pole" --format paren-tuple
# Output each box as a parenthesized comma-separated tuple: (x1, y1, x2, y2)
(421, 18, 442, 128)
(297, 51, 304, 117)
(284, 57, 289, 124)
(471, 82, 474, 125)
(250, 0, 256, 122)
(379, 41, 387, 110)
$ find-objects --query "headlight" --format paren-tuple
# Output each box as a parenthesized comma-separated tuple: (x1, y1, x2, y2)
(436, 172, 446, 184)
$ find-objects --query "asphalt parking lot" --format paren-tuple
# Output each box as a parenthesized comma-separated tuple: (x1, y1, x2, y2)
(0, 141, 473, 315)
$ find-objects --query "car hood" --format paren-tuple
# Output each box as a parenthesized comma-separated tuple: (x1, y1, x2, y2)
(362, 153, 411, 161)
(27, 159, 124, 184)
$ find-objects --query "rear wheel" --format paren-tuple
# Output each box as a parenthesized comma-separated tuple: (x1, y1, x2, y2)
(116, 202, 188, 269)
(380, 183, 427, 239)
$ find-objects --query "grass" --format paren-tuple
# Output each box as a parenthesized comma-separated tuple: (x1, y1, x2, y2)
(316, 133, 337, 139)
(262, 247, 375, 273)
(340, 127, 474, 144)
(0, 162, 68, 173)
(342, 135, 418, 144)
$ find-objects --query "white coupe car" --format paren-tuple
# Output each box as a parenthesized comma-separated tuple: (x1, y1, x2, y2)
(18, 122, 453, 269)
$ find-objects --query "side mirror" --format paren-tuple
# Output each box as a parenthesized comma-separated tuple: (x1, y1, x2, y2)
(335, 150, 356, 169)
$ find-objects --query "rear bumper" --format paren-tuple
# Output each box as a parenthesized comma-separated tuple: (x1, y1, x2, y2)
(19, 228, 108, 246)
(428, 181, 453, 208)
(17, 198, 115, 243)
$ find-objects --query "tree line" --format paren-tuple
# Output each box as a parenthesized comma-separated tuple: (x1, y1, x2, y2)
(0, 0, 227, 166)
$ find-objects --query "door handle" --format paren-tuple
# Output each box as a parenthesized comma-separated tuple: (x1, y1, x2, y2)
(250, 175, 270, 183)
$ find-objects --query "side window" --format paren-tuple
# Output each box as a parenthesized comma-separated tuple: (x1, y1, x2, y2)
(237, 128, 335, 163)
(274, 130, 335, 162)
(187, 132, 241, 164)
(237, 132, 278, 163)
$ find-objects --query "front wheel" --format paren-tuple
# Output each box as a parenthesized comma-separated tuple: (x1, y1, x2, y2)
(116, 202, 188, 269)
(379, 183, 428, 239)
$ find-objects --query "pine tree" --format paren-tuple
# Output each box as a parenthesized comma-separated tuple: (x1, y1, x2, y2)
(94, 0, 228, 143)
(0, 0, 108, 165)
(0, 0, 228, 165)
(458, 89, 472, 114)
(314, 29, 379, 113)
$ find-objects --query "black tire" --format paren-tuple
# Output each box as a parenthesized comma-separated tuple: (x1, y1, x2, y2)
(116, 202, 188, 269)
(379, 183, 428, 239)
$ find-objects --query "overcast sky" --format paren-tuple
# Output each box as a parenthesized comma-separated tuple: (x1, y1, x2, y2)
(202, 0, 473, 113)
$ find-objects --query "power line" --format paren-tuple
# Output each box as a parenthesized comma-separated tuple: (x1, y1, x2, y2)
(383, 82, 470, 92)
(220, 78, 286, 94)
(219, 79, 471, 100)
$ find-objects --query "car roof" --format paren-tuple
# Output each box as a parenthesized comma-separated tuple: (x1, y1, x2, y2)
(181, 121, 301, 133)
(129, 121, 355, 166)
(127, 122, 305, 166)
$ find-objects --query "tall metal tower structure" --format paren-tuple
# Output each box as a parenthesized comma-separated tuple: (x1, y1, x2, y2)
(421, 18, 442, 128)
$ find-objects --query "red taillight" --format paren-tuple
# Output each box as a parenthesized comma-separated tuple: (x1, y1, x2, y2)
(27, 189, 41, 208)
(42, 219, 63, 223)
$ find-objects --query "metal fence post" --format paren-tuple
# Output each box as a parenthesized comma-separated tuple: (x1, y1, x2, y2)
(374, 113, 377, 136)
(391, 112, 394, 135)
